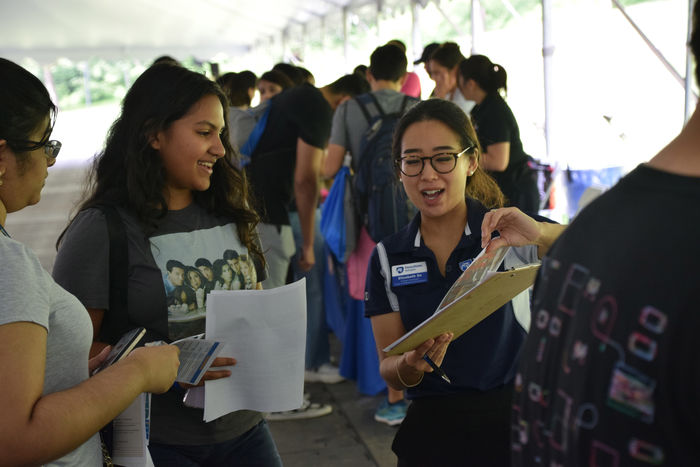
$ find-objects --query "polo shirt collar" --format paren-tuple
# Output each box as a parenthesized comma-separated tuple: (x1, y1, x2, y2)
(414, 218, 472, 248)
(399, 197, 490, 251)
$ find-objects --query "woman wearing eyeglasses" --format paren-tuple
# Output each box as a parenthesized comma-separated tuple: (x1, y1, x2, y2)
(365, 99, 564, 466)
(0, 59, 180, 466)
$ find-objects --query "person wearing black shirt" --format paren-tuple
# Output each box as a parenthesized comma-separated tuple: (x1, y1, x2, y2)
(458, 55, 539, 213)
(512, 4, 700, 465)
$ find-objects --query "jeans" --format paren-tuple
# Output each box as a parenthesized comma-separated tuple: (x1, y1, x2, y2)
(289, 209, 331, 370)
(257, 223, 295, 290)
(148, 420, 282, 467)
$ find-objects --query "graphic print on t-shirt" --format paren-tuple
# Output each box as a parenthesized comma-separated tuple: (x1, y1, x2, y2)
(150, 224, 257, 340)
(513, 256, 670, 465)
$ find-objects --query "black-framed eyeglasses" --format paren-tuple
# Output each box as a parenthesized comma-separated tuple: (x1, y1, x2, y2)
(397, 146, 474, 177)
(8, 138, 62, 160)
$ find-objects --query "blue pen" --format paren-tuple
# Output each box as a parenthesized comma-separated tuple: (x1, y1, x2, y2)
(422, 354, 451, 384)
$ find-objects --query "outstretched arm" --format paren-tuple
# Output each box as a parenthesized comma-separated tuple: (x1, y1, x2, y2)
(0, 321, 179, 466)
(481, 207, 567, 258)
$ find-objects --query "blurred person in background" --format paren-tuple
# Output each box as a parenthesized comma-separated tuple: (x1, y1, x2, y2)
(458, 55, 539, 213)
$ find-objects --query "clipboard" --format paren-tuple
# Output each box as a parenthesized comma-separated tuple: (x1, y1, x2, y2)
(384, 264, 539, 356)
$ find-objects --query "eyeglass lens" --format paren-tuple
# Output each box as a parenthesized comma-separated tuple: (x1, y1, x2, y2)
(400, 153, 458, 176)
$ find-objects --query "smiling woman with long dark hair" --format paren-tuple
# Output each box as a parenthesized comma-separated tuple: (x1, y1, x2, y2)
(53, 63, 280, 466)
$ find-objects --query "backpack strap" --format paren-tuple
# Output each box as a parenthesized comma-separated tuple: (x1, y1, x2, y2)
(95, 204, 130, 344)
(366, 93, 386, 117)
(354, 94, 373, 125)
(398, 95, 410, 114)
(239, 103, 272, 165)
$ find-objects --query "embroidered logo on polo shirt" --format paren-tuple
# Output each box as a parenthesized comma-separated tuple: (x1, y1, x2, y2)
(391, 261, 428, 287)
(459, 259, 473, 271)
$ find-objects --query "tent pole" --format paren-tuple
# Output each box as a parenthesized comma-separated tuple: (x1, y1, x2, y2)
(343, 6, 349, 70)
(411, 0, 422, 64)
(542, 0, 553, 160)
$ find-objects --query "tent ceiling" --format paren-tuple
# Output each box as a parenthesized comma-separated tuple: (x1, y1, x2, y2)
(1, 0, 359, 63)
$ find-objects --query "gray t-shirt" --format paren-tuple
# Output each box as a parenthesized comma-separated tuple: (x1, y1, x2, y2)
(53, 203, 265, 445)
(329, 89, 419, 168)
(0, 236, 101, 466)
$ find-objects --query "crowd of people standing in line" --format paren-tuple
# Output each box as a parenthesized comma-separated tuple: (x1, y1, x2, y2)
(2, 8, 699, 464)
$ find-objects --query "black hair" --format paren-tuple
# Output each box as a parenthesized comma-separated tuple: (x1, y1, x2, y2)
(223, 249, 239, 260)
(392, 99, 505, 209)
(353, 64, 368, 77)
(0, 58, 57, 169)
(459, 55, 508, 95)
(272, 63, 305, 86)
(61, 64, 264, 269)
(212, 258, 230, 281)
(386, 39, 407, 54)
(195, 257, 213, 268)
(166, 259, 186, 272)
(369, 44, 408, 82)
(215, 72, 237, 105)
(237, 70, 257, 89)
(259, 70, 295, 90)
(224, 71, 258, 108)
(296, 66, 315, 85)
(151, 55, 181, 67)
(430, 42, 465, 70)
(328, 73, 370, 96)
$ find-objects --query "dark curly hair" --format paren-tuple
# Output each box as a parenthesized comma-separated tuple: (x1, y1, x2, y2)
(61, 63, 264, 268)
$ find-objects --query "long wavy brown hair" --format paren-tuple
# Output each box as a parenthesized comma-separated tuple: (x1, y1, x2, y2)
(59, 63, 264, 268)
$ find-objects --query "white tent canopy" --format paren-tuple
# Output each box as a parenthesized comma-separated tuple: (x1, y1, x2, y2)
(1, 0, 362, 63)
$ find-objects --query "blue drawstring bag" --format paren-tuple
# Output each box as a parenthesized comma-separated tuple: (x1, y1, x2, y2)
(320, 166, 358, 263)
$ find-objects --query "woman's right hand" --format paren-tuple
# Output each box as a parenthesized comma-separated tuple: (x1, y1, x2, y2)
(125, 345, 180, 394)
(404, 332, 453, 373)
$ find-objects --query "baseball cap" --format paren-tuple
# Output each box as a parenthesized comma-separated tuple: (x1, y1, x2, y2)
(414, 42, 440, 65)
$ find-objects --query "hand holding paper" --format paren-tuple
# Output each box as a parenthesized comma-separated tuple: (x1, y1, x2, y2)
(384, 246, 539, 356)
(481, 207, 542, 252)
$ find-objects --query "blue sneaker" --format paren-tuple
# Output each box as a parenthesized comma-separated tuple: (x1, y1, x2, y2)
(374, 397, 407, 426)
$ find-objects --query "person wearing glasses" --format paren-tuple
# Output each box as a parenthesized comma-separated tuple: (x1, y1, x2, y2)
(0, 58, 180, 466)
(458, 55, 540, 213)
(364, 99, 564, 466)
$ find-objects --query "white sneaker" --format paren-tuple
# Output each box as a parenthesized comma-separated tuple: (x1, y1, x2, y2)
(304, 363, 345, 384)
(265, 399, 333, 421)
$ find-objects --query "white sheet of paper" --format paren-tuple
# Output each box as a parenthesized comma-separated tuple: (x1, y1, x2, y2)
(203, 279, 307, 422)
(112, 393, 150, 467)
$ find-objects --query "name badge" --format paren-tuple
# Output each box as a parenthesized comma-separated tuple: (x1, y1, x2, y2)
(391, 262, 428, 287)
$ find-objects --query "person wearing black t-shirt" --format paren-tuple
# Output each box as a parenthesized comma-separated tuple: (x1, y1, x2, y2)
(512, 4, 700, 465)
(247, 77, 363, 285)
(458, 55, 539, 213)
(246, 75, 366, 420)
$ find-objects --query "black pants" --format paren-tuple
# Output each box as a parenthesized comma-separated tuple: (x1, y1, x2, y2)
(393, 385, 513, 467)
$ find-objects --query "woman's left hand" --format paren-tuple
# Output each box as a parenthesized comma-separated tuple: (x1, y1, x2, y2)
(481, 207, 542, 253)
(179, 356, 236, 389)
(88, 345, 111, 374)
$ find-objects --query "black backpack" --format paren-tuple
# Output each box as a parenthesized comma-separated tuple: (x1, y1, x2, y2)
(353, 93, 416, 243)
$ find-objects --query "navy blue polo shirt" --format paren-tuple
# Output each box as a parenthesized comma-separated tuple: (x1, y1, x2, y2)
(365, 198, 538, 399)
